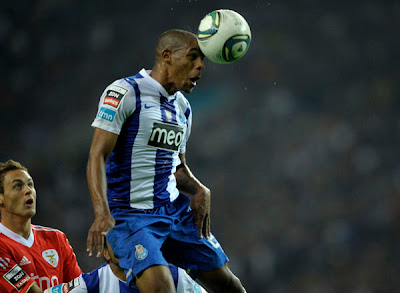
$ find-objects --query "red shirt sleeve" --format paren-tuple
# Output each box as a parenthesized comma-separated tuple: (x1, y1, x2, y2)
(59, 233, 82, 282)
(0, 246, 35, 293)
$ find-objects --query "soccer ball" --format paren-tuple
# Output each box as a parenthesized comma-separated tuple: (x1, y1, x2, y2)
(197, 9, 251, 64)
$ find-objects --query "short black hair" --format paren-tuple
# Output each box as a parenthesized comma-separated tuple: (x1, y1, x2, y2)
(154, 29, 197, 61)
(0, 160, 28, 194)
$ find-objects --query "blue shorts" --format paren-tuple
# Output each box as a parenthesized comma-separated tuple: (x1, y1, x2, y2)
(106, 194, 229, 287)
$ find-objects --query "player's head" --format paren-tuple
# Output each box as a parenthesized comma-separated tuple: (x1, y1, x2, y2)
(153, 29, 205, 95)
(0, 160, 36, 219)
(103, 238, 120, 265)
(103, 238, 129, 281)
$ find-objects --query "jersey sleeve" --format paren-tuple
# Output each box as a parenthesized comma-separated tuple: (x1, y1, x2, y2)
(44, 275, 87, 293)
(91, 80, 136, 135)
(0, 245, 35, 293)
(59, 233, 82, 282)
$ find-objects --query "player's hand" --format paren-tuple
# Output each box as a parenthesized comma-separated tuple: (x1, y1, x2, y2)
(87, 213, 115, 257)
(190, 187, 211, 239)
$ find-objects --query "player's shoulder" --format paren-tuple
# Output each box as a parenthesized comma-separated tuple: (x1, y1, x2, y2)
(0, 232, 13, 249)
(105, 78, 132, 96)
(111, 69, 148, 89)
(81, 263, 110, 290)
(32, 224, 63, 233)
(32, 224, 66, 239)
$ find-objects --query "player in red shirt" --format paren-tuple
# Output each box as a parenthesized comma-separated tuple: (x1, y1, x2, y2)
(0, 160, 82, 293)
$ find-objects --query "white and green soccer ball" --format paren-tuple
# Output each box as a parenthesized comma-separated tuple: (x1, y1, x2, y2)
(197, 9, 251, 64)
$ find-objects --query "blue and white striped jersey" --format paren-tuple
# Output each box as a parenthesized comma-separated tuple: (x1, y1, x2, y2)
(45, 263, 206, 293)
(92, 69, 192, 209)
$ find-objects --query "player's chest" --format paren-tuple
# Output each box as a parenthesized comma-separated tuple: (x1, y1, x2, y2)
(12, 246, 62, 273)
(138, 97, 187, 126)
(134, 98, 188, 151)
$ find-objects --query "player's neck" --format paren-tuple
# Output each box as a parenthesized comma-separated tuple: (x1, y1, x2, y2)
(1, 214, 31, 239)
(150, 65, 177, 96)
(109, 262, 127, 281)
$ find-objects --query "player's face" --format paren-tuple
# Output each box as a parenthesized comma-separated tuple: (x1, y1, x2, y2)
(169, 38, 205, 94)
(103, 239, 119, 265)
(0, 170, 36, 219)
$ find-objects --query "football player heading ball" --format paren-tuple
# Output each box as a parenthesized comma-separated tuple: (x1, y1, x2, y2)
(86, 27, 247, 293)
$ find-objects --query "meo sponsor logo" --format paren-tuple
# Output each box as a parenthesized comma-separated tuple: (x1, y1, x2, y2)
(148, 121, 183, 151)
(3, 264, 30, 291)
(97, 107, 116, 122)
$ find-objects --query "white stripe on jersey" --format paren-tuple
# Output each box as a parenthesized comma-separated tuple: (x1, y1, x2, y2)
(32, 225, 62, 232)
(0, 257, 10, 269)
(98, 265, 121, 292)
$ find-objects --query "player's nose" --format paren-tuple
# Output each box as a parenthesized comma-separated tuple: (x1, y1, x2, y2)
(24, 184, 33, 195)
(196, 58, 205, 71)
(196, 60, 204, 71)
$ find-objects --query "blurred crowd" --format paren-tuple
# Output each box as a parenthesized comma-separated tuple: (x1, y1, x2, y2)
(1, 0, 399, 292)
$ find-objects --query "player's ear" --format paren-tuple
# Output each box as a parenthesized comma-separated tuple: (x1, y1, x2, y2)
(103, 248, 111, 261)
(161, 49, 172, 64)
(0, 193, 3, 206)
(103, 238, 111, 261)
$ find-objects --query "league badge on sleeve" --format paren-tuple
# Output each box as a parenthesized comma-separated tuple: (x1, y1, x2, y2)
(97, 107, 116, 122)
(3, 264, 30, 291)
(43, 278, 80, 293)
(103, 85, 128, 108)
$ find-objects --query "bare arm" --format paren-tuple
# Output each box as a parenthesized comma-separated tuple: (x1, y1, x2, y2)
(28, 283, 43, 293)
(175, 153, 211, 239)
(86, 128, 118, 257)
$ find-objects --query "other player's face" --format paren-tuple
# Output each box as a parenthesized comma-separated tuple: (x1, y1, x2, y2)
(103, 239, 119, 265)
(0, 170, 36, 219)
(169, 38, 205, 94)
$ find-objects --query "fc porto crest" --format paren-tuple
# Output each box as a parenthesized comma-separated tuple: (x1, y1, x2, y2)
(134, 244, 148, 261)
(42, 249, 59, 267)
(164, 110, 173, 122)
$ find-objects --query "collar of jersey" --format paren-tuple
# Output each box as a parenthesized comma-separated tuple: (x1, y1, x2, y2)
(0, 223, 34, 247)
(140, 69, 177, 101)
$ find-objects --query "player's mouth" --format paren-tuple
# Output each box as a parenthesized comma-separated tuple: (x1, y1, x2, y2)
(189, 76, 200, 87)
(25, 198, 34, 208)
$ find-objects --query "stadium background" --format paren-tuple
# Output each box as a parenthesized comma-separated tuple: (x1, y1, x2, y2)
(1, 0, 399, 292)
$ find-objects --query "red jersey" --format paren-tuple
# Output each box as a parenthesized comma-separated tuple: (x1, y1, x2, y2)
(0, 223, 82, 292)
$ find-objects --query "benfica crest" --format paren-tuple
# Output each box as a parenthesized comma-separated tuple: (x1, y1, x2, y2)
(42, 249, 59, 267)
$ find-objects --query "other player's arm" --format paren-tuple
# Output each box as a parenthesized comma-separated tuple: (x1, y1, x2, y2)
(86, 128, 118, 257)
(28, 283, 44, 293)
(175, 153, 211, 239)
